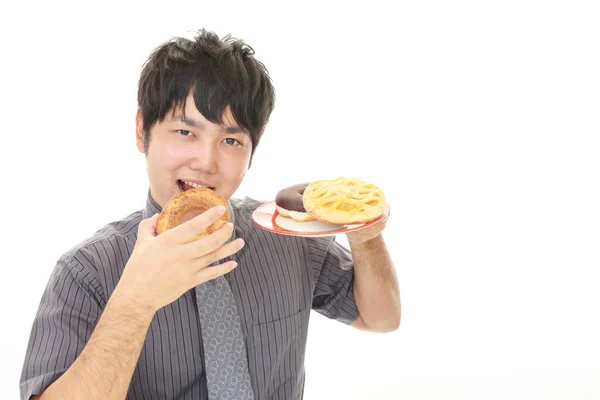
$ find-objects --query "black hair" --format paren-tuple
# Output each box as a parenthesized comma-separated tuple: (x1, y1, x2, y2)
(137, 29, 276, 158)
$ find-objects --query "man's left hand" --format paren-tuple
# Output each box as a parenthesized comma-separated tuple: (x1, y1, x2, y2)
(346, 212, 389, 246)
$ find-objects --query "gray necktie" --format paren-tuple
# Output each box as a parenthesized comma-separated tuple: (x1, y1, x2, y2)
(195, 206, 254, 400)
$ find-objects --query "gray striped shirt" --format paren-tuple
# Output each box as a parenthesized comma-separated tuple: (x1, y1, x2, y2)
(20, 190, 358, 399)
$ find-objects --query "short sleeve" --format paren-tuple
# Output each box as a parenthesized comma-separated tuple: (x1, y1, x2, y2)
(309, 237, 359, 325)
(20, 253, 104, 400)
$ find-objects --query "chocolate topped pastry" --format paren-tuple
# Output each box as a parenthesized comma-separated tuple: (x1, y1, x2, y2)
(275, 183, 315, 222)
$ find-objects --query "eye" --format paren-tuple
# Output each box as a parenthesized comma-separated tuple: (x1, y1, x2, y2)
(176, 129, 194, 137)
(223, 138, 242, 146)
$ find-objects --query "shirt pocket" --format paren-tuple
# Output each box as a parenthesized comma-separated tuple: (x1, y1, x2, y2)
(246, 309, 310, 400)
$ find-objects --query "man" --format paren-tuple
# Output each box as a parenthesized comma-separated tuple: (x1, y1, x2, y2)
(20, 29, 401, 400)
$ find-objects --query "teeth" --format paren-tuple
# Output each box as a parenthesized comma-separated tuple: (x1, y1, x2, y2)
(183, 181, 211, 189)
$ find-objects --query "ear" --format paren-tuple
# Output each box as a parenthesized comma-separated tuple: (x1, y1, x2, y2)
(135, 111, 145, 153)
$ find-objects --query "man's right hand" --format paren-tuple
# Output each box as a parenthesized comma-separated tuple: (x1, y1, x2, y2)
(30, 209, 241, 400)
(116, 205, 244, 313)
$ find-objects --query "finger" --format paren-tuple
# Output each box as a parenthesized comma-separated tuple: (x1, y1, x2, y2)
(183, 222, 234, 259)
(195, 260, 238, 284)
(138, 213, 160, 240)
(163, 205, 227, 243)
(196, 237, 245, 270)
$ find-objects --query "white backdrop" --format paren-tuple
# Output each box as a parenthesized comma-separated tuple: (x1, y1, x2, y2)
(1, 0, 599, 399)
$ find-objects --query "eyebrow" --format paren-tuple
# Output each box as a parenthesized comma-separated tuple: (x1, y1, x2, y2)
(169, 116, 246, 134)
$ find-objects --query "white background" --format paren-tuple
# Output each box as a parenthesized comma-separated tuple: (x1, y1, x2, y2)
(1, 0, 599, 399)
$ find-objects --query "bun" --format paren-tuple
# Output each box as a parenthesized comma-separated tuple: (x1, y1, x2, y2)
(156, 187, 230, 242)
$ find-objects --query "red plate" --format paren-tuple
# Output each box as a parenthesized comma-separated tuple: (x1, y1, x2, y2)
(251, 200, 390, 237)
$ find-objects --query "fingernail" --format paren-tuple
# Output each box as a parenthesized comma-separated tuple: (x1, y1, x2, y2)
(238, 238, 245, 248)
(216, 205, 226, 215)
(232, 261, 238, 269)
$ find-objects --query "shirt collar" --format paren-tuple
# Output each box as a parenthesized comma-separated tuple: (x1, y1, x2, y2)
(142, 188, 162, 220)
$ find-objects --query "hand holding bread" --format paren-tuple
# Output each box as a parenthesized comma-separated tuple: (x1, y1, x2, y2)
(116, 188, 243, 312)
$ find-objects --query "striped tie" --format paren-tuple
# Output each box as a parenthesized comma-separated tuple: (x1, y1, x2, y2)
(195, 205, 254, 400)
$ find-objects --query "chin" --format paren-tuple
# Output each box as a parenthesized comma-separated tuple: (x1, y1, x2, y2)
(217, 190, 231, 201)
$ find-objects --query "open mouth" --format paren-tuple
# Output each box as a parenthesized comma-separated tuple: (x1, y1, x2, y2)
(177, 180, 216, 192)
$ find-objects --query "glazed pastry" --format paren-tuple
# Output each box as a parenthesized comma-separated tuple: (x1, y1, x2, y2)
(302, 177, 385, 225)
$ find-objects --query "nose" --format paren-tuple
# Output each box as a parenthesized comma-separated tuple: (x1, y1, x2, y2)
(188, 142, 218, 174)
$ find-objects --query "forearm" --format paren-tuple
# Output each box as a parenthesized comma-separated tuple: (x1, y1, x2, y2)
(350, 234, 401, 332)
(37, 286, 155, 400)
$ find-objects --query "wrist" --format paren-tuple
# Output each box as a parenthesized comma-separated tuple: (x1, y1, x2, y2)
(111, 283, 158, 320)
(349, 232, 383, 250)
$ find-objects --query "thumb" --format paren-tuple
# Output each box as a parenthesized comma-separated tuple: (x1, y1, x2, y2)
(138, 213, 160, 239)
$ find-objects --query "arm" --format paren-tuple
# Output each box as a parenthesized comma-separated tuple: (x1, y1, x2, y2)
(25, 207, 243, 400)
(348, 233, 401, 333)
(33, 288, 154, 400)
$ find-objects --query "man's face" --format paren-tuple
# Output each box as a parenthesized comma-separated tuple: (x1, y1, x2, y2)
(136, 92, 253, 208)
